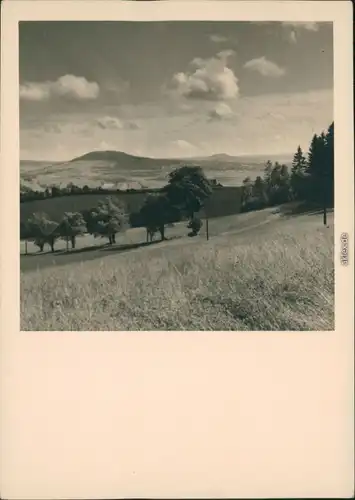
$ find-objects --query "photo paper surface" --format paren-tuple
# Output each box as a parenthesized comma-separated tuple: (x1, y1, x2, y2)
(1, 1, 353, 498)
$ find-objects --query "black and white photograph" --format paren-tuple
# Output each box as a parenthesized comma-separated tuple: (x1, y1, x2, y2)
(1, 2, 354, 500)
(19, 18, 335, 331)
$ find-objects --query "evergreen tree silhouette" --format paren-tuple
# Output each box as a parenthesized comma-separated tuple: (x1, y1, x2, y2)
(291, 145, 308, 200)
(306, 124, 334, 224)
(324, 122, 334, 207)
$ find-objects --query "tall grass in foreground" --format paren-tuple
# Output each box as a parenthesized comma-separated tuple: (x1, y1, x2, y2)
(21, 216, 334, 331)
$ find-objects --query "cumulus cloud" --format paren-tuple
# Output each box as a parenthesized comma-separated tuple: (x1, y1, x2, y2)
(208, 102, 234, 121)
(20, 84, 50, 102)
(217, 49, 236, 61)
(126, 121, 140, 130)
(175, 139, 193, 148)
(282, 22, 319, 44)
(173, 139, 196, 151)
(190, 57, 205, 69)
(96, 116, 124, 129)
(209, 34, 228, 43)
(21, 88, 332, 161)
(169, 52, 239, 101)
(95, 116, 140, 130)
(282, 22, 319, 32)
(20, 74, 100, 101)
(31, 120, 94, 138)
(244, 56, 285, 77)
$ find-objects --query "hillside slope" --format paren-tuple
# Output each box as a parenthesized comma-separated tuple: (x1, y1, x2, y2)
(21, 209, 334, 331)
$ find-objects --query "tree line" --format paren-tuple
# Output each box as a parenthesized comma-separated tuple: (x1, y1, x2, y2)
(20, 182, 160, 203)
(241, 122, 334, 223)
(20, 123, 334, 254)
(20, 166, 213, 253)
(20, 177, 221, 203)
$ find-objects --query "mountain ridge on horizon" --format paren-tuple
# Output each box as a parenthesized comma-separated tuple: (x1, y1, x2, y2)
(20, 149, 294, 191)
(21, 149, 293, 165)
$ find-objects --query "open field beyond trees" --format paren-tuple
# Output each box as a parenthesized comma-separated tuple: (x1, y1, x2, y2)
(21, 207, 334, 331)
(20, 186, 243, 224)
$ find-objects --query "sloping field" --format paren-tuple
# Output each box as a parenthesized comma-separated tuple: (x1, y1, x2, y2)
(21, 208, 334, 331)
(20, 207, 277, 272)
(20, 186, 243, 224)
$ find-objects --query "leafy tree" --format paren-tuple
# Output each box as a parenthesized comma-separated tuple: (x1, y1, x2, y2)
(146, 226, 158, 243)
(33, 238, 46, 252)
(164, 165, 212, 220)
(241, 176, 253, 210)
(241, 174, 270, 212)
(263, 162, 291, 205)
(252, 176, 267, 204)
(51, 186, 61, 197)
(27, 212, 60, 252)
(82, 208, 96, 234)
(278, 164, 291, 201)
(86, 197, 127, 244)
(58, 212, 86, 251)
(20, 220, 32, 255)
(137, 193, 181, 241)
(263, 160, 276, 202)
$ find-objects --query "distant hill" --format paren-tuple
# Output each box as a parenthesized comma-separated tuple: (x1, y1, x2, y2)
(68, 149, 184, 167)
(194, 152, 293, 164)
(70, 150, 141, 163)
(20, 149, 292, 190)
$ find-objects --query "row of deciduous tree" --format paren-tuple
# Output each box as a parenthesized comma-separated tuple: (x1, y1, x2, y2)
(20, 197, 127, 254)
(241, 122, 334, 214)
(132, 165, 212, 240)
(20, 182, 159, 203)
(20, 166, 213, 253)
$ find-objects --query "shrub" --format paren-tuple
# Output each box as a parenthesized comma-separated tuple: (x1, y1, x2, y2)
(187, 217, 203, 237)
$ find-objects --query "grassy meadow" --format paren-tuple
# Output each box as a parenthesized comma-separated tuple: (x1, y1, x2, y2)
(21, 207, 334, 331)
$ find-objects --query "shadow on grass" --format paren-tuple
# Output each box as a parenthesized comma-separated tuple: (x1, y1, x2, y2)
(42, 240, 157, 257)
(101, 235, 182, 253)
(101, 240, 162, 253)
(22, 249, 67, 257)
(277, 202, 334, 218)
(21, 244, 104, 257)
(20, 235, 184, 273)
(21, 236, 183, 259)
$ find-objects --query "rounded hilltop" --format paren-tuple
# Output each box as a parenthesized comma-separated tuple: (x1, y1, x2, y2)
(69, 150, 146, 163)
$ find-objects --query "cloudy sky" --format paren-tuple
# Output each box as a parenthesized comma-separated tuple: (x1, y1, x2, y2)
(20, 21, 333, 161)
